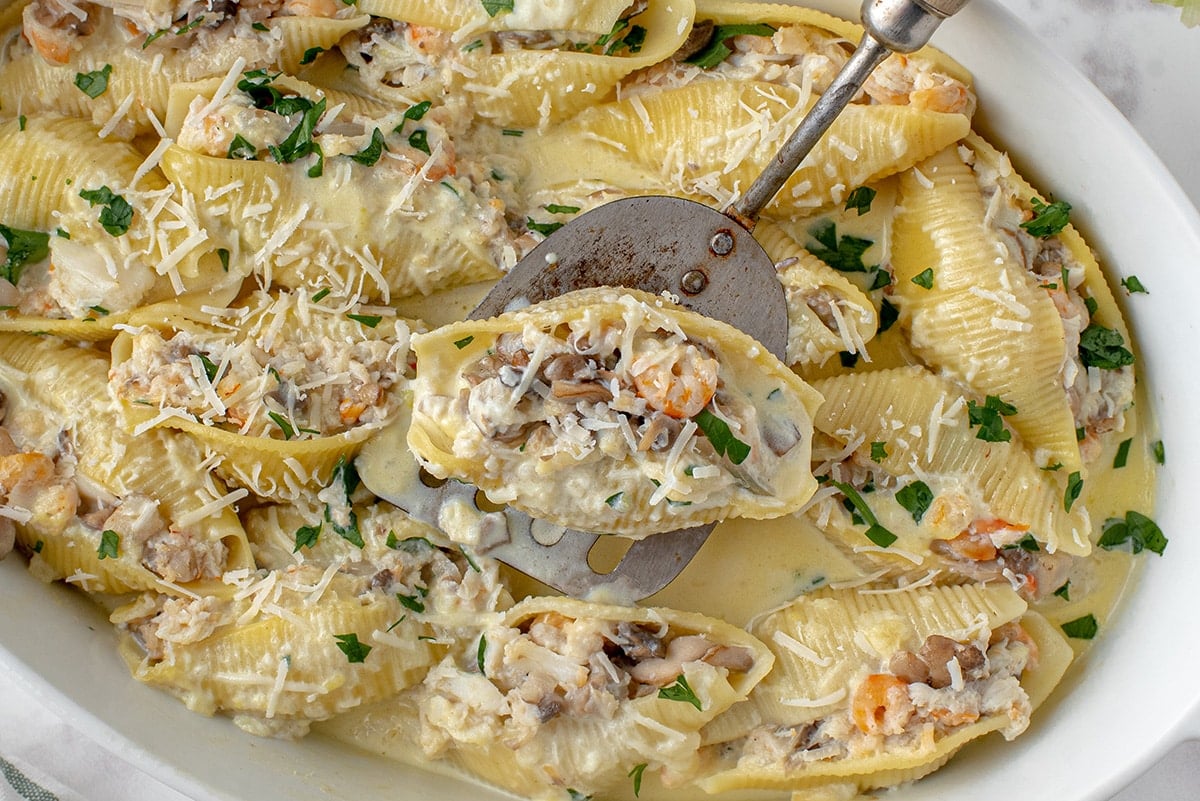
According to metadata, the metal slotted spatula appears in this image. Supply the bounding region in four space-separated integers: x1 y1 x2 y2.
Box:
361 0 970 602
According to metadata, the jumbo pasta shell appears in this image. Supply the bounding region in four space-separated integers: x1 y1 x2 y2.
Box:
408 287 824 537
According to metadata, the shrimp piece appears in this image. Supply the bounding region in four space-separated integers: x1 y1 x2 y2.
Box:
909 83 972 115
851 673 913 735
631 342 718 419
22 0 97 66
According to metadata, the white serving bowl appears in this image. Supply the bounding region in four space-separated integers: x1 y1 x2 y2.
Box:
3 1 1198 799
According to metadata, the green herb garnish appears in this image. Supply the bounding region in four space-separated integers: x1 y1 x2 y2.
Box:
293 524 321 552
845 186 876 215
910 267 935 289
693 408 750 464
347 313 383 328
658 674 702 710
1098 510 1168 555
74 64 113 98
333 632 372 662
1060 613 1098 640
1120 275 1147 294
1003 534 1041 552
807 220 873 273
1078 323 1134 369
453 335 475 349
300 46 325 65
481 0 514 16
1053 581 1071 601
1020 197 1071 238
1113 438 1132 469
629 763 648 797
1153 440 1165 464
312 287 331 302
878 298 899 332
268 411 295 440
1064 471 1083 512
349 128 387 166
97 529 119 560
966 395 1017 443
895 480 933 524
527 218 564 236
870 441 887 462
396 591 426 614
830 479 896 547
0 225 50 285
407 129 430 155
544 203 581 214
476 633 488 674
228 133 257 160
685 23 777 68
79 186 133 236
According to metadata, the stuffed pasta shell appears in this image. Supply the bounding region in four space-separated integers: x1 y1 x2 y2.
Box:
408 287 824 537
109 290 417 501
807 366 1091 602
696 584 1073 795
416 595 772 798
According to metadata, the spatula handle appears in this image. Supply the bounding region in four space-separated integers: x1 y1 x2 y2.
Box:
728 0 969 225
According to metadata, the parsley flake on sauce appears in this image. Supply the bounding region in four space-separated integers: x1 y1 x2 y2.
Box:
807 220 873 273
685 23 777 69
526 218 564 236
1064 471 1083 512
0 225 50 285
1113 438 1133 469
453 335 474 349
349 128 387 166
845 186 876 215
693 408 751 464
966 395 1017 443
293 524 320 552
1078 323 1134 369
79 186 133 236
476 633 488 674
1053 581 1071 601
870 441 888 462
268 411 295 440
480 0 514 17
347 313 383 328
629 763 648 797
228 134 257 160
74 64 113 98
1098 511 1168 555
895 480 933 523
658 674 703 710
910 267 935 289
1060 613 1098 641
1120 275 1148 294
333 632 372 663
97 529 119 560
1020 197 1072 238
830 479 897 547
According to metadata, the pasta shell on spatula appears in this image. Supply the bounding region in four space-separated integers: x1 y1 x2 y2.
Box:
406 286 824 538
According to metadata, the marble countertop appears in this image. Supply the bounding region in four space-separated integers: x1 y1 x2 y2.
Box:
1 2 1197 800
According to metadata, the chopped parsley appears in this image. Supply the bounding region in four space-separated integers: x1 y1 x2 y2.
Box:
501 128 524 137
293 524 321 552
347 312 383 328
333 632 372 663
845 186 876 215
966 395 1017 443
402 100 432 123
480 0 514 16
0 225 50 285
349 128 387 166
217 248 230 272
895 480 933 524
910 267 935 289
1120 275 1148 294
476 633 488 674
1098 510 1168 555
1020 197 1071 238
324 455 363 547
1063 471 1083 512
79 186 133 236
88 305 109 316
526 218 564 236
869 268 892 290
1153 440 1165 465
878 298 899 332
268 411 295 440
658 674 702 710
17 115 25 131
195 352 220 383
605 491 624 508
396 589 427 614
458 544 481 572
544 203 581 214
629 763 648 797
1078 323 1134 369
312 287 331 302
1053 581 1071 601
806 220 873 273
463 39 484 52
74 64 113 98
299 46 325 65
693 408 750 464
685 23 777 68
1113 438 1132 469
838 351 858 369
453 335 475 349
97 529 119 560
407 129 430 155
1060 613 1098 641
228 134 257 160
870 441 888 462
267 97 326 172
830 479 896 547
1003 533 1041 552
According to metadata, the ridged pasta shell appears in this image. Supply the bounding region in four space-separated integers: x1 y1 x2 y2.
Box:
891 146 1082 473
695 583 1072 794
360 0 637 35
422 594 772 797
118 575 433 723
408 286 824 537
276 14 371 74
525 80 969 213
812 366 1092 557
754 220 877 367
0 333 254 579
